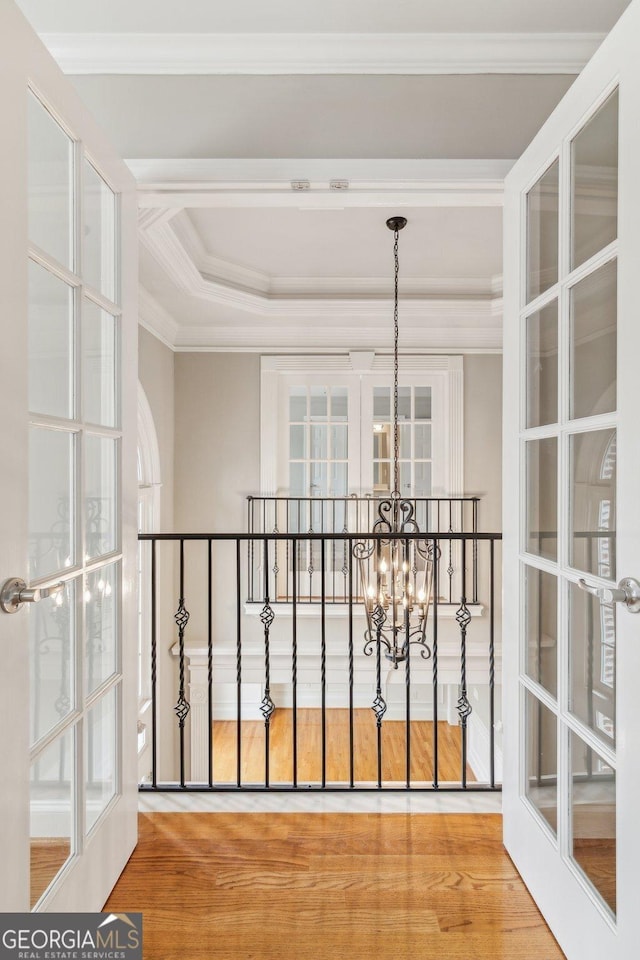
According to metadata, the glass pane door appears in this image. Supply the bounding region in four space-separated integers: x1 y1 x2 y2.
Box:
521 88 619 920
27 90 122 909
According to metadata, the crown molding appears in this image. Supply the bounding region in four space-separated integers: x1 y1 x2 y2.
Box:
129 158 513 186
262 354 461 373
265 277 497 297
172 211 272 293
173 324 502 352
143 217 500 320
142 212 495 317
171 207 499 299
130 158 511 208
42 32 604 76
138 285 180 349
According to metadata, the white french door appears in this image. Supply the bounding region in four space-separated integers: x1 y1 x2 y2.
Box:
0 3 138 911
503 1 640 957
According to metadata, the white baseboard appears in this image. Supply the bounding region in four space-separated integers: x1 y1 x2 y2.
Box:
468 713 503 784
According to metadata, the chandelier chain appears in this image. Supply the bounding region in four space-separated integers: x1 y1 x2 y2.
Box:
393 227 400 497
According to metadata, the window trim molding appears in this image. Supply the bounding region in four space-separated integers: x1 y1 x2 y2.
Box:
136 381 161 728
260 353 463 497
137 381 162 492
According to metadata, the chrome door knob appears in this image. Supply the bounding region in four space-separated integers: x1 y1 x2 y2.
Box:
0 577 64 614
578 576 640 614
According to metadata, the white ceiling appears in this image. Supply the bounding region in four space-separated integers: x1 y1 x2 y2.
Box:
15 0 630 351
68 74 574 160
15 0 631 34
185 206 502 282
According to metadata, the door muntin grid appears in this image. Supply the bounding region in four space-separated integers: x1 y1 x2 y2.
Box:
521 86 619 919
27 90 123 907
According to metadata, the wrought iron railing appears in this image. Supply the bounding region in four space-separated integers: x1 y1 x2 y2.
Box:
247 495 480 605
138 530 502 793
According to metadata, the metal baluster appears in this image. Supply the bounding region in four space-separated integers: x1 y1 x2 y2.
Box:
371 537 387 790
151 538 157 789
375 623 384 789
448 502 454 603
342 523 349 604
247 496 253 601
208 538 213 787
456 538 472 788
292 539 298 788
174 539 191 789
472 498 479 603
332 501 336 603
297 500 302 607
272 516 279 604
405 536 411 789
286 505 290 603
308 499 314 602
348 542 355 789
260 539 275 787
321 538 327 788
236 539 242 788
489 538 495 788
432 538 439 789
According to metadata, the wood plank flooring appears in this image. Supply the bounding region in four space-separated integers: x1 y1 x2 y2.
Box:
30 838 70 908
213 710 475 784
106 813 566 959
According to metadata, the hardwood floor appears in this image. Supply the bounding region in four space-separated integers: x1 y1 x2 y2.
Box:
30 838 70 907
106 813 566 959
212 710 475 785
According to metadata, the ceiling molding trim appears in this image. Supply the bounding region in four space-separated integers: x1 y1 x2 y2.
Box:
129 157 513 186
266 277 496 297
168 209 499 296
263 354 462 372
130 158 511 208
138 285 180 349
172 211 272 293
42 32 604 76
137 186 506 210
172 324 503 352
140 211 502 319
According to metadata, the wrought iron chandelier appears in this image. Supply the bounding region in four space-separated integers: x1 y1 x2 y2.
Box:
354 216 434 677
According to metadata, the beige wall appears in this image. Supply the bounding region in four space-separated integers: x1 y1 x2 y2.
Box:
464 353 502 533
174 352 261 531
138 325 175 531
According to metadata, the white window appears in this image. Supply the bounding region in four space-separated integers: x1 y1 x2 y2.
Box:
261 354 463 504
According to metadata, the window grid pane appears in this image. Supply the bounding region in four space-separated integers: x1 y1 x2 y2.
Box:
571 90 618 272
372 386 432 497
83 160 117 303
28 92 74 271
526 160 559 303
29 260 75 420
570 429 616 580
288 385 349 497
570 731 616 915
